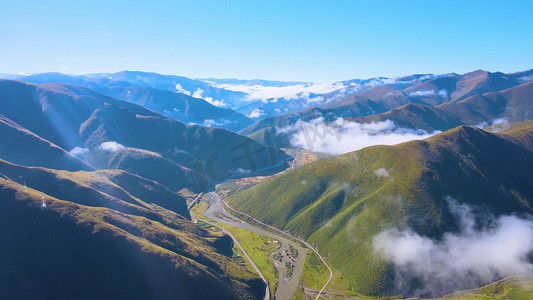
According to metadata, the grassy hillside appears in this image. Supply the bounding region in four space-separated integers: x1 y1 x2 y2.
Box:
349 82 533 132
85 146 206 193
0 158 191 220
227 124 533 297
449 70 518 101
444 276 533 299
0 162 265 299
0 79 159 150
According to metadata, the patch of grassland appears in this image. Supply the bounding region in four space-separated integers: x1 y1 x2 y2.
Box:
300 251 329 291
443 276 533 299
190 198 281 296
218 224 281 296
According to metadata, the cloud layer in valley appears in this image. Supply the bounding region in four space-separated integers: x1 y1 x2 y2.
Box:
373 199 533 297
209 81 347 102
287 118 439 155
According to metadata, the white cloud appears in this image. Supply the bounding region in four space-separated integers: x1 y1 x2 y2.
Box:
208 81 347 102
202 119 231 127
69 147 89 156
231 168 252 175
175 84 191 96
191 88 227 107
288 118 439 155
408 89 435 97
192 88 204 98
247 108 265 119
438 89 448 97
519 75 533 82
373 199 533 297
98 141 125 152
205 97 227 107
493 117 508 125
475 118 510 132
374 168 390 178
488 118 511 132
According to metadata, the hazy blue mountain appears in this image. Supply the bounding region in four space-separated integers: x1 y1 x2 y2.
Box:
12 72 254 131
199 78 311 87
85 71 249 107
0 79 290 192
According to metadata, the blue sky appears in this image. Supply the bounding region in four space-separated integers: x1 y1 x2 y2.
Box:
1 0 532 82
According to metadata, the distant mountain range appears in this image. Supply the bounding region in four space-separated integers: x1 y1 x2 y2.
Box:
240 69 533 149
7 72 254 131
199 78 311 87
6 69 532 125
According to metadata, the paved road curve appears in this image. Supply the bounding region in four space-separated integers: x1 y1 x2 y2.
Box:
205 192 307 300
187 192 204 210
193 212 271 300
221 197 333 300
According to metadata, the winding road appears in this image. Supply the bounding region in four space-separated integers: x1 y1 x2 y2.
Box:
220 196 333 300
187 192 204 210
193 214 271 300
205 192 307 300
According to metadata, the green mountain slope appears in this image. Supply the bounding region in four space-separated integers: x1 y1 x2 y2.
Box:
450 70 518 101
0 160 265 299
227 124 533 297
85 146 205 192
443 276 533 299
349 82 533 132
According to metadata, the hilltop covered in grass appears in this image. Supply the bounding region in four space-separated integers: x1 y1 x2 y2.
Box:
228 123 533 297
0 159 265 299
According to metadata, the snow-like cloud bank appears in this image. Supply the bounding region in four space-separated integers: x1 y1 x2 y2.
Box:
373 199 533 297
287 118 439 155
209 81 347 102
98 141 125 152
204 73 451 106
247 108 265 119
